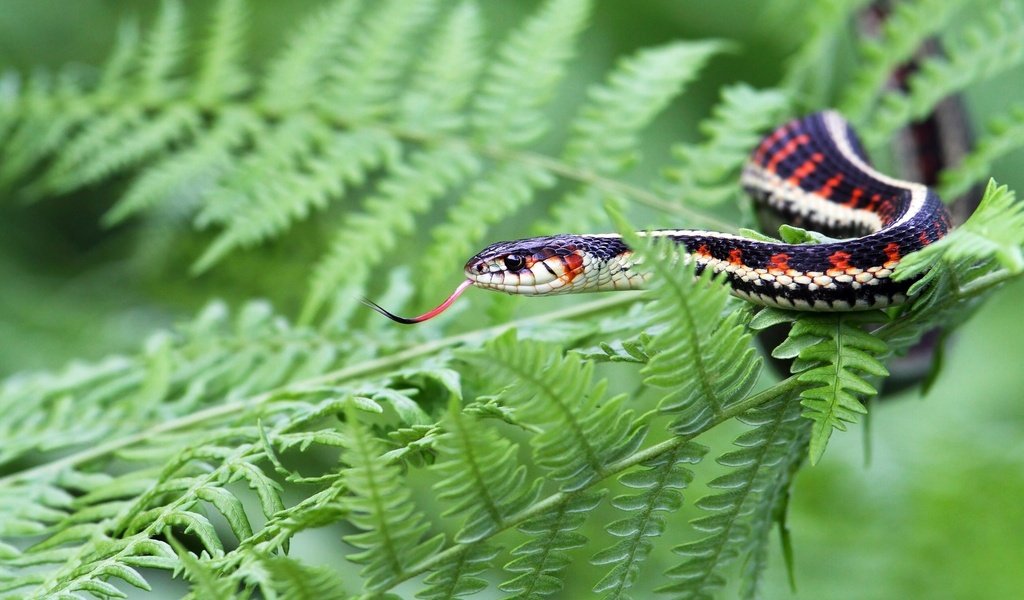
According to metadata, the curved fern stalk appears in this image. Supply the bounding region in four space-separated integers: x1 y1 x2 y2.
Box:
499 491 605 599
839 0 967 124
659 395 806 599
461 331 647 492
339 407 444 592
751 309 889 464
863 2 1024 148
660 84 790 207
547 40 727 233
613 217 762 434
939 107 1024 200
590 442 708 600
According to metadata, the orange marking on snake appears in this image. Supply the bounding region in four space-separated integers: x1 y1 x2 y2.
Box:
755 124 791 163
844 187 864 207
696 244 711 257
828 251 852 271
883 242 901 266
728 248 743 265
560 253 584 283
766 134 809 172
919 231 931 246
769 252 791 273
786 152 823 185
817 173 844 199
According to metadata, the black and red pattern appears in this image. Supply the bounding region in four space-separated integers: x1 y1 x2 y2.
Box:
459 111 952 312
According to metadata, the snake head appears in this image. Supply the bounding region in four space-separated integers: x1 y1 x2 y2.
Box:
464 235 590 295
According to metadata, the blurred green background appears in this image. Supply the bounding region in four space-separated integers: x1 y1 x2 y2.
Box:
2 1 1023 598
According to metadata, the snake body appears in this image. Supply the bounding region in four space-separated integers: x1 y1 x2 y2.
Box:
463 111 952 311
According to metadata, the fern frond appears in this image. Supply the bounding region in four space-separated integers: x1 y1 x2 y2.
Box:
339 408 444 591
397 0 485 134
323 0 437 122
260 0 363 113
940 107 1024 199
499 491 604 599
616 225 762 435
417 543 498 600
257 555 348 600
432 400 540 543
548 40 727 231
462 331 646 491
472 0 591 146
139 0 188 102
863 3 1024 147
194 123 400 273
753 310 888 464
660 396 806 599
302 145 481 324
839 0 966 123
194 0 250 105
898 180 1024 282
661 84 790 206
591 442 707 599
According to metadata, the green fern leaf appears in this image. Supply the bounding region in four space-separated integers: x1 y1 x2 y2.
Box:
339 408 444 591
417 542 498 600
472 0 592 146
940 106 1024 199
260 0 364 113
661 84 790 206
323 0 437 122
661 396 806 599
432 399 541 543
139 0 188 102
194 0 250 105
462 331 646 491
591 442 707 599
754 310 888 464
500 491 604 599
258 555 348 600
397 0 485 134
898 180 1024 282
550 40 728 231
839 0 966 123
864 3 1024 147
302 145 481 323
615 223 762 434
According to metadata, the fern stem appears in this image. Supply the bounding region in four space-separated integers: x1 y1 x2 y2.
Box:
0 294 638 488
392 375 806 589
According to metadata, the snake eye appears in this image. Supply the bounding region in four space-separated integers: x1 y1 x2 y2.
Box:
503 254 525 271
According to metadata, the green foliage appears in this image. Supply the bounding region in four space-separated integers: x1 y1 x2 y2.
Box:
3 0 1024 598
752 309 889 464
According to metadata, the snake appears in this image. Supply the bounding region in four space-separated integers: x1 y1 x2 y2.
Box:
366 111 953 324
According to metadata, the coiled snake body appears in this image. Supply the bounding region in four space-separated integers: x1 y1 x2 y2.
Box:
368 111 953 323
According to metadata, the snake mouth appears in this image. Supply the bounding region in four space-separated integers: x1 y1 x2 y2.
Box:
363 279 474 324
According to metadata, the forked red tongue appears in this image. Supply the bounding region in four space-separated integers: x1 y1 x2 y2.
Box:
362 279 474 324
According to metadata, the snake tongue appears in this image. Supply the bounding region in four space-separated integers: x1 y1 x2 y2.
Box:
363 279 474 324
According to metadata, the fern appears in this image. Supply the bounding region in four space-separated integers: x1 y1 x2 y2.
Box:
752 310 889 464
4 1 1024 598
861 1 1024 148
940 107 1024 199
